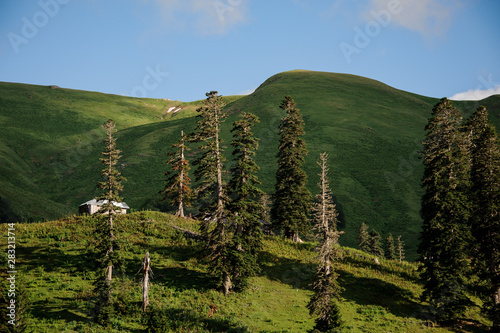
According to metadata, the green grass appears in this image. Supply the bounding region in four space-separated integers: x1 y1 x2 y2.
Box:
0 211 491 332
1 72 499 261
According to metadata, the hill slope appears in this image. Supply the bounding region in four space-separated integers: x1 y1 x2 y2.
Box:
0 212 490 332
1 72 499 260
223 70 500 259
0 81 206 221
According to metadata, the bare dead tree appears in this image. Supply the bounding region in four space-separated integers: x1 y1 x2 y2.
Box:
308 152 344 331
397 235 405 263
138 252 153 312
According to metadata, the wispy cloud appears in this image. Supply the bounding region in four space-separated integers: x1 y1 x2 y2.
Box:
450 86 500 101
151 0 247 34
237 87 255 96
364 0 461 37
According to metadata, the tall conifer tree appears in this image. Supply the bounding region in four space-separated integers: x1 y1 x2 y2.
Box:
189 91 232 294
308 153 344 332
161 130 193 217
465 106 500 328
367 229 384 258
190 91 228 225
419 98 473 323
357 222 370 253
271 96 311 242
94 119 126 325
228 112 264 290
385 233 396 260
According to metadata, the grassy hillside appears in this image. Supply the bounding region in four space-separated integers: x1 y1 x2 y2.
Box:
222 70 500 259
0 212 491 332
0 81 207 221
1 72 499 261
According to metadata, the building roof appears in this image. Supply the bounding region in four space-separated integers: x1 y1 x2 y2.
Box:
79 199 130 209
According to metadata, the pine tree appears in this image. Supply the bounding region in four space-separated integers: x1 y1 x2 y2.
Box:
385 233 396 260
465 106 500 328
419 98 473 323
271 96 311 242
161 130 193 217
397 235 405 263
357 222 370 253
93 119 126 325
308 153 344 332
190 91 228 228
228 112 264 290
189 91 231 294
367 229 384 258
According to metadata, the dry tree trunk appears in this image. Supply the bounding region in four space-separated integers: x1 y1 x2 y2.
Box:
141 252 152 312
177 130 185 218
223 271 232 296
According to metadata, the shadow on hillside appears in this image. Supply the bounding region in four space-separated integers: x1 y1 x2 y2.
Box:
19 245 94 275
132 243 218 292
258 251 315 290
150 243 201 262
30 297 87 323
448 321 491 333
339 271 420 318
153 266 218 291
146 306 250 332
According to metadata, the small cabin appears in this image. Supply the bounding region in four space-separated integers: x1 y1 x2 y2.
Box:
79 199 130 215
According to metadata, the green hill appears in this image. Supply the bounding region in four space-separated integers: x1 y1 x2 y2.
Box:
0 81 209 221
0 212 490 332
1 72 499 261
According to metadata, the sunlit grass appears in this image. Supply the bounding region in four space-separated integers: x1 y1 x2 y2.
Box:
1 211 491 332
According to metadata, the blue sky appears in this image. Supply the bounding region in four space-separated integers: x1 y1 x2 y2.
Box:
1 0 499 102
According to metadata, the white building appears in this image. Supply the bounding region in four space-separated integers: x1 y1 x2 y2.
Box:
78 199 130 215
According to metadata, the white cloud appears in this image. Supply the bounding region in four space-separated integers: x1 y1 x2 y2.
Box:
151 0 247 34
365 0 461 37
450 86 500 101
237 87 255 96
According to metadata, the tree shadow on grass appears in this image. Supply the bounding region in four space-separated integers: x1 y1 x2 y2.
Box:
448 320 491 333
19 245 94 275
30 297 87 323
146 306 250 332
153 266 218 292
127 243 218 292
339 271 420 319
258 250 315 290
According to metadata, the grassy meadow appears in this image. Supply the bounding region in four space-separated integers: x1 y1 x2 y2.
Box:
0 211 492 332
